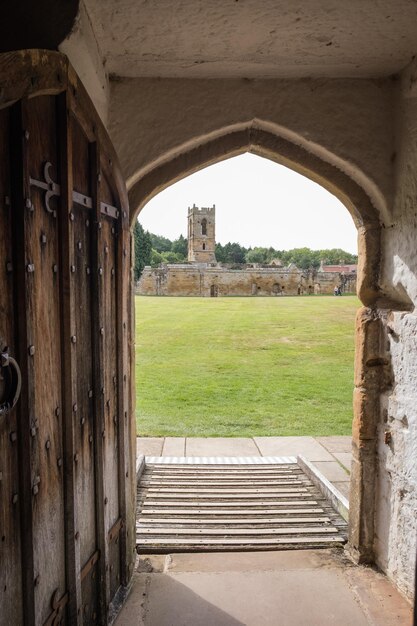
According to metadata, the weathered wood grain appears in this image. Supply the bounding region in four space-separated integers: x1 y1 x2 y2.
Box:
0 104 24 626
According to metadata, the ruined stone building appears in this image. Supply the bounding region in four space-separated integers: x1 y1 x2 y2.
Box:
0 1 417 623
137 205 357 296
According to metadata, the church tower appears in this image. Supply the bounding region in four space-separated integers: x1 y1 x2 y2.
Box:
187 204 216 263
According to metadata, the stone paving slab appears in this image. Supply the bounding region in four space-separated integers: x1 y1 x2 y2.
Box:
136 437 164 457
333 452 352 472
185 437 260 456
311 461 350 482
164 549 342 573
254 436 334 461
316 436 352 453
161 437 185 456
116 550 412 626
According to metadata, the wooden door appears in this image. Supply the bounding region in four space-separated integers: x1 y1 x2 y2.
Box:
0 50 135 626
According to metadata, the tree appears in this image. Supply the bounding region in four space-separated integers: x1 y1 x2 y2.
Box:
150 249 163 267
215 242 226 263
133 220 152 281
150 233 172 252
160 251 185 264
171 234 188 259
218 241 247 264
318 248 357 265
246 247 269 264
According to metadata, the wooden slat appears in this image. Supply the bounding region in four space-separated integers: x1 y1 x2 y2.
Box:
143 466 302 478
143 498 318 506
138 526 337 536
140 508 324 515
138 517 331 525
141 479 304 487
146 494 310 501
147 487 308 494
138 536 345 547
147 464 297 471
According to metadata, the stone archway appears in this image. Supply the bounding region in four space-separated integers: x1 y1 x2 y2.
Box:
127 122 395 565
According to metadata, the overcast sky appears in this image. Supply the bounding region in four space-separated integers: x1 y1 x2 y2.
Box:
137 153 358 254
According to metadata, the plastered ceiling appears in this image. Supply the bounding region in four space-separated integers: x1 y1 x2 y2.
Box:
84 0 417 78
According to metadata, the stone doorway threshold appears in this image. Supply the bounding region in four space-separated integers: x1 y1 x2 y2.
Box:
115 550 413 626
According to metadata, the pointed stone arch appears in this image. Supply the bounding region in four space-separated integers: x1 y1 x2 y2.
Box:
128 120 394 565
128 122 383 307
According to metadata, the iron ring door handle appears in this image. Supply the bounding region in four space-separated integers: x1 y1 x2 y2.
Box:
0 351 22 416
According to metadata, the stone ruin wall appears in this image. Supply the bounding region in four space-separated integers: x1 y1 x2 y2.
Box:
137 265 357 297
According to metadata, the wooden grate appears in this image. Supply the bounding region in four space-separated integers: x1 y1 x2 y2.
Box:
136 459 348 553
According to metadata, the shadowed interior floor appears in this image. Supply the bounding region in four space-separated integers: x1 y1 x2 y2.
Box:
115 550 413 626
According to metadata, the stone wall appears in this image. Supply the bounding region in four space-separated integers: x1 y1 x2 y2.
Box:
108 78 394 223
137 265 356 297
370 61 417 599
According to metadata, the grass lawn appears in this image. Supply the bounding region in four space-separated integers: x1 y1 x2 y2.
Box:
135 295 359 437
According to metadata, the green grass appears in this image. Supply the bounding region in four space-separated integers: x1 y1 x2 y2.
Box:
135 295 359 437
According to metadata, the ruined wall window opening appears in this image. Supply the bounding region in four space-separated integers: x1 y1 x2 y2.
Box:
201 218 207 235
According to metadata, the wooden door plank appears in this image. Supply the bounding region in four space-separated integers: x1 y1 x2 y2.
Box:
10 99 36 626
89 140 110 624
0 105 24 626
57 91 82 626
115 172 133 587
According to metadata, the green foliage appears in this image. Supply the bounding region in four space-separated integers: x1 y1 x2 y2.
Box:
245 247 271 264
151 249 187 266
215 241 248 264
150 249 164 267
318 248 358 265
150 233 172 253
171 234 188 258
244 246 357 268
135 296 359 437
144 229 357 270
133 221 152 281
160 251 185 264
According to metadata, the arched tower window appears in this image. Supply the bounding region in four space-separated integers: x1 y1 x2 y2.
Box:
201 218 207 235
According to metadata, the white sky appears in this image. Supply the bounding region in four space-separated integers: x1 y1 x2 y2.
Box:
138 153 358 254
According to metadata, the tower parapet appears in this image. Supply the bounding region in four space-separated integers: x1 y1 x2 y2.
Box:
187 204 216 263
